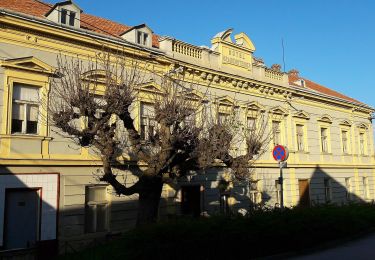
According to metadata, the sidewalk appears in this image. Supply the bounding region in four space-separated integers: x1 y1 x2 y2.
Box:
292 233 375 260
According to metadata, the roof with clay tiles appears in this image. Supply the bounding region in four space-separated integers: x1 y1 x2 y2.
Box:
288 71 362 105
0 0 159 47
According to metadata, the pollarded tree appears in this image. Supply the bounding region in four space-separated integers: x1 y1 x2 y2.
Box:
49 52 271 225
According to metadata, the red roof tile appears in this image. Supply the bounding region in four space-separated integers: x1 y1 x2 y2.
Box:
0 0 159 47
288 73 362 105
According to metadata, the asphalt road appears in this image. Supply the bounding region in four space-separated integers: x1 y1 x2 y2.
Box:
292 233 375 260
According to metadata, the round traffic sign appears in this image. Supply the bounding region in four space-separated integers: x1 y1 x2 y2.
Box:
272 145 289 162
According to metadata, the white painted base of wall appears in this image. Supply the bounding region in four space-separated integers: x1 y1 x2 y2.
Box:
0 173 58 246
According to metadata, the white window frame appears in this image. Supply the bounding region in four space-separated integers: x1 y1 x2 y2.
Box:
296 124 305 151
11 84 40 135
272 121 281 146
60 8 76 26
249 180 262 206
359 132 366 156
140 102 155 141
137 31 149 46
85 185 109 233
341 130 349 154
320 127 329 153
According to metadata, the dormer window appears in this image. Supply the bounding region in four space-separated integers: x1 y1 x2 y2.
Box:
60 8 76 26
137 31 149 45
45 1 82 28
120 24 153 48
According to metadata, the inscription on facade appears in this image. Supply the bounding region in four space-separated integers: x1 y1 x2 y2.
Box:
222 46 252 70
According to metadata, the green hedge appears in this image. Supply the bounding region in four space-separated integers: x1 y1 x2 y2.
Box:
62 204 375 259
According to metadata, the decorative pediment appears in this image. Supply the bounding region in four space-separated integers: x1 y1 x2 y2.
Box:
357 122 368 129
82 70 107 82
216 95 236 106
1 56 55 75
269 106 288 116
339 120 352 127
234 33 255 52
317 114 333 123
180 89 206 101
246 101 265 112
138 81 162 93
293 110 310 120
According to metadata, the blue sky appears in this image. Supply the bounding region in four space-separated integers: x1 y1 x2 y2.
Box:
67 0 375 109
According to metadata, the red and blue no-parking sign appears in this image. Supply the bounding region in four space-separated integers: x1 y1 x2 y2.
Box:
272 145 289 162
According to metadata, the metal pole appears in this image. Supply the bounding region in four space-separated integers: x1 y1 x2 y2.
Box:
279 161 284 209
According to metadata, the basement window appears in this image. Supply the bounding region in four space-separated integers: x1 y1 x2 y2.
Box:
85 186 109 233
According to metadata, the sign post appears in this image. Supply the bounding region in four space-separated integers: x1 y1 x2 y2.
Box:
272 145 289 209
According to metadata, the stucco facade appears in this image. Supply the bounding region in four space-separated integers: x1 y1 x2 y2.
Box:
0 0 374 254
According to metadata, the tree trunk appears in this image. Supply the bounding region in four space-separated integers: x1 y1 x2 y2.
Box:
136 176 163 226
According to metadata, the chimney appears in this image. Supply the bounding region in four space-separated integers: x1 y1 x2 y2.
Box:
288 69 300 78
271 64 281 72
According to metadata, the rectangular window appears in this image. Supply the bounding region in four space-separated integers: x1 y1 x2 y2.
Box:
218 112 229 125
359 133 365 155
11 84 39 134
345 177 352 201
247 117 256 131
321 128 328 153
249 180 261 206
324 178 332 203
69 11 76 26
140 102 155 140
342 130 348 154
85 186 108 233
363 177 369 199
249 191 262 206
272 121 281 146
296 124 304 151
60 8 68 24
137 31 149 45
184 110 196 126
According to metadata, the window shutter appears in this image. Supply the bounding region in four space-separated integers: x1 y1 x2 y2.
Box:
27 105 39 121
13 84 39 102
141 103 155 117
12 103 24 120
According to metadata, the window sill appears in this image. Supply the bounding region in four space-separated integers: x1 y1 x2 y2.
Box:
1 134 52 140
321 152 332 155
295 151 309 154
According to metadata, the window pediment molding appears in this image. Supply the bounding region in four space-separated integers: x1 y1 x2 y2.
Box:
1 57 55 75
317 114 333 124
137 81 162 94
179 89 207 102
215 95 236 107
82 69 108 82
339 120 352 127
269 106 288 116
356 122 368 130
292 110 310 120
246 101 265 112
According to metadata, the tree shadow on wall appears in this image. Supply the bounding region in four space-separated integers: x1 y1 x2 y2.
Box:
297 165 368 207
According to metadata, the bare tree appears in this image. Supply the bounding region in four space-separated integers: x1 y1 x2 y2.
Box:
49 52 271 225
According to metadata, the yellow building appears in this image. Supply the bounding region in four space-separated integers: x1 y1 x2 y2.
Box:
0 0 374 254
